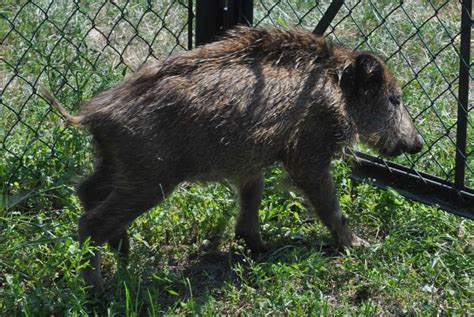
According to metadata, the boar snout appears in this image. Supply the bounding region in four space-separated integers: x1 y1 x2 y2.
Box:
381 132 424 157
406 133 424 154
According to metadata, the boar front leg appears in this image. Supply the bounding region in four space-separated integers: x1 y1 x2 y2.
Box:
286 164 368 249
235 174 269 253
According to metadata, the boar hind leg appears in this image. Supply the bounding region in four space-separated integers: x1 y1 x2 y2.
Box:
77 162 128 258
235 174 268 253
287 165 368 249
77 159 115 212
78 176 176 289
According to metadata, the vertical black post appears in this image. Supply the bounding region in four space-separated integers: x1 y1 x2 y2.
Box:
187 0 193 49
195 0 223 46
223 0 253 29
196 0 253 46
240 0 254 25
454 0 471 188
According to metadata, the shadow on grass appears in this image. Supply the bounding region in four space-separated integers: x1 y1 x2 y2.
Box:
84 233 341 314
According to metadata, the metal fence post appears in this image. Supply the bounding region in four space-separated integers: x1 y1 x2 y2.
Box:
195 0 253 46
223 0 253 29
454 0 472 189
195 0 222 46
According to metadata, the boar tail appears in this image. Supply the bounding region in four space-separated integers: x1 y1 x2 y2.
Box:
39 86 83 127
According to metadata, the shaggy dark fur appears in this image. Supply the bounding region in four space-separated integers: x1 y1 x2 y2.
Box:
42 26 423 289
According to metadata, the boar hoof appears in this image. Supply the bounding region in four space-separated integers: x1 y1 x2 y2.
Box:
248 240 270 253
350 235 370 248
235 232 269 253
335 230 370 249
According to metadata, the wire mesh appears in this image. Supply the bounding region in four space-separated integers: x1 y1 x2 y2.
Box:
1 0 192 209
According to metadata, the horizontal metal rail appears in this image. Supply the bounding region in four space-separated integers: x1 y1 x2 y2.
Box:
351 153 474 219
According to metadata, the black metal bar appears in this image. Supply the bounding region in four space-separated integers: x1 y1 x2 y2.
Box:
239 0 254 26
350 153 474 219
313 0 344 36
187 0 193 50
454 0 472 188
195 0 223 46
196 0 253 46
223 0 253 28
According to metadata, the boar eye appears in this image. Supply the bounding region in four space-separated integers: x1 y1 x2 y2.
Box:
389 95 401 106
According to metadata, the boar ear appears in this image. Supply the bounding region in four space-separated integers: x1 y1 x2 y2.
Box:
355 53 384 84
339 62 356 92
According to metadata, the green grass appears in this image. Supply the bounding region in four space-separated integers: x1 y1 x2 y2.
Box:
1 163 473 315
1 1 473 315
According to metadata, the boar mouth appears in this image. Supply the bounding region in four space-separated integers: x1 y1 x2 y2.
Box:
379 136 424 158
379 145 405 158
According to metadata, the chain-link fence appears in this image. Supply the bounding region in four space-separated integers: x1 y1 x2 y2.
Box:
1 1 472 216
1 0 193 210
